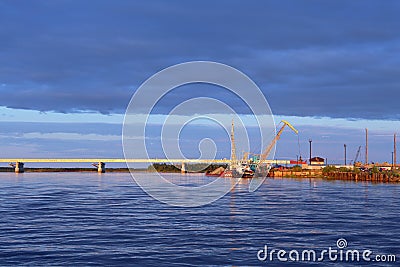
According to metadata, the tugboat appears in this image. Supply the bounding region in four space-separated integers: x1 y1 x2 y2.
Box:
204 160 271 179
234 163 255 178
204 165 255 178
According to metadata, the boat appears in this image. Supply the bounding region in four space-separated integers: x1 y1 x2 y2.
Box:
204 165 254 178
234 162 255 178
204 162 271 179
219 162 256 178
205 166 225 177
222 169 234 178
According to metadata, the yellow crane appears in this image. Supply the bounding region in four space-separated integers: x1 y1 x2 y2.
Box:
258 120 299 164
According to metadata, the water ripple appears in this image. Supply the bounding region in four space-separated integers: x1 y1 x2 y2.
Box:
0 173 399 266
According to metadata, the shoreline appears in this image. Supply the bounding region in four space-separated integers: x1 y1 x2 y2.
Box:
1 167 399 183
269 170 400 183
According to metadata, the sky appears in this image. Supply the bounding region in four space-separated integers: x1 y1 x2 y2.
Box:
0 0 399 166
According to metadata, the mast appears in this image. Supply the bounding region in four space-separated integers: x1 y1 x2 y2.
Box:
230 119 237 163
365 128 368 165
394 133 397 168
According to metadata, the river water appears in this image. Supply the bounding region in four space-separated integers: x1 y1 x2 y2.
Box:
0 172 398 266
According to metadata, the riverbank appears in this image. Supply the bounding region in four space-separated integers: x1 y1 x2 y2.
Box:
269 170 400 183
2 167 400 183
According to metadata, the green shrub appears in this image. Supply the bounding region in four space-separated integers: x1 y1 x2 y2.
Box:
371 166 380 174
338 167 351 172
322 165 337 173
291 165 302 171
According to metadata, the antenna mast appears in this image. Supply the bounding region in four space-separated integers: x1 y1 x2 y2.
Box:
365 128 368 165
394 133 397 168
230 119 237 163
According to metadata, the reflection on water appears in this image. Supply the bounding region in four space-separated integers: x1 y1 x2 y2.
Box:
0 172 398 266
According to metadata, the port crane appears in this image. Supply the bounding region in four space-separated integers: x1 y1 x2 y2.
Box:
350 146 362 165
258 120 299 164
240 120 299 164
229 119 299 177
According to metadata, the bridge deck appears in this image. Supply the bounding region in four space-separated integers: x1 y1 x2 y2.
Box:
0 158 290 164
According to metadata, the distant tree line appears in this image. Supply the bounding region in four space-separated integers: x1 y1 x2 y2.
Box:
148 163 227 173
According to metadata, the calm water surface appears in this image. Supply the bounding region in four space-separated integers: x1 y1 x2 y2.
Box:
0 172 398 266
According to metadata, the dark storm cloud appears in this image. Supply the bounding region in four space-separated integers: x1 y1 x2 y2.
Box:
0 0 399 119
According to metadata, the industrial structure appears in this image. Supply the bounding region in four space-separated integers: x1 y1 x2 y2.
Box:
0 158 295 174
1 119 301 175
222 120 299 178
2 124 397 174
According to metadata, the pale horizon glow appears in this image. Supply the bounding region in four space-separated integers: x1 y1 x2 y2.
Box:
1 106 398 134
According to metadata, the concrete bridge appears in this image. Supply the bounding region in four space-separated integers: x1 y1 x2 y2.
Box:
0 158 291 173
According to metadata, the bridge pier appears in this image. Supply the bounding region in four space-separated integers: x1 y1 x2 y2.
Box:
15 162 24 173
97 162 105 173
181 162 186 174
92 162 106 173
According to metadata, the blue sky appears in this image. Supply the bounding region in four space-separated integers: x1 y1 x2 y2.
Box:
0 0 399 166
